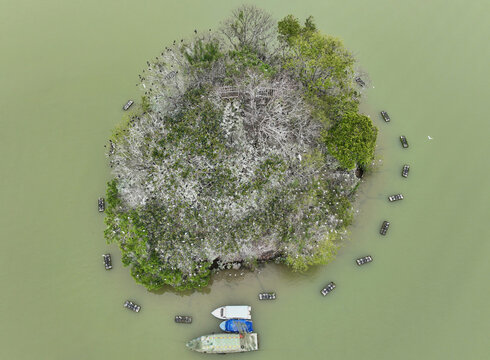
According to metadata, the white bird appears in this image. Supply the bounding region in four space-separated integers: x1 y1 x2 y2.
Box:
428 135 433 140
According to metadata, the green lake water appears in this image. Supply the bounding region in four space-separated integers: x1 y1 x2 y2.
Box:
1 0 489 359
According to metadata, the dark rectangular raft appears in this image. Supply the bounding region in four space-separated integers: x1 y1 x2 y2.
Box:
321 282 336 296
380 221 390 235
388 194 404 202
258 292 276 300
380 111 391 122
123 100 134 111
102 254 112 270
124 300 141 313
356 255 373 266
355 76 366 87
175 315 192 324
98 197 105 212
402 164 410 178
400 135 409 148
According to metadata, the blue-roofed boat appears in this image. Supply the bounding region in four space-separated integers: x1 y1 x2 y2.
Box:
219 319 253 333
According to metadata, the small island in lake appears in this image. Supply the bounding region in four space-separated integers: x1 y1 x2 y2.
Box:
104 5 377 291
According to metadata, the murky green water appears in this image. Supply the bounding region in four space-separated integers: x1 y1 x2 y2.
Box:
1 0 489 359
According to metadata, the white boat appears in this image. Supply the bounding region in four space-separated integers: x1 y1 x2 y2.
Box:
211 305 251 320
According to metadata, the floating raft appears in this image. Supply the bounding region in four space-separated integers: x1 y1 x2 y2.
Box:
175 315 192 324
124 300 141 313
102 254 112 270
186 333 258 354
321 282 336 296
388 194 404 202
123 100 134 111
400 135 409 148
380 111 391 122
98 197 105 212
355 76 366 87
380 221 390 235
258 292 276 300
356 255 373 266
402 164 410 178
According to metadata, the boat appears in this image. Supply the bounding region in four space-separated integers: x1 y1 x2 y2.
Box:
124 300 141 313
400 135 409 148
219 319 253 333
123 100 134 111
98 197 105 212
321 282 336 296
186 333 258 354
380 221 390 235
102 254 112 270
380 111 391 122
175 315 192 324
402 164 410 178
355 76 366 87
356 255 373 266
211 305 251 320
388 194 404 202
258 292 276 300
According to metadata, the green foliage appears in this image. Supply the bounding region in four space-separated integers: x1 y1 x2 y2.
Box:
325 112 378 169
183 39 222 66
141 95 150 113
225 47 276 79
278 15 317 44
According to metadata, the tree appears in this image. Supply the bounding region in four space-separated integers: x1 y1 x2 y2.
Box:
325 112 378 169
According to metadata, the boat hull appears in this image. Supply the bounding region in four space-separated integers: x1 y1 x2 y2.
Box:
186 333 258 353
211 305 251 320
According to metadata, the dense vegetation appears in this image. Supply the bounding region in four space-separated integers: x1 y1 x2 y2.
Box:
104 6 377 291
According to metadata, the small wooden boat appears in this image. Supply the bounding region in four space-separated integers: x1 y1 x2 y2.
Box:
355 76 366 87
219 319 253 333
380 111 391 122
402 164 410 178
258 292 276 300
388 194 404 202
321 282 336 296
124 300 141 313
123 100 134 111
175 315 192 324
356 255 373 266
380 221 390 235
102 254 112 270
98 197 105 212
400 135 409 148
211 305 251 320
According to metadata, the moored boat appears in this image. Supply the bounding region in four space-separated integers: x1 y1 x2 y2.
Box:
219 319 253 333
355 76 366 87
380 221 390 235
258 292 276 300
186 333 258 354
402 164 410 178
356 255 373 266
211 305 251 320
102 253 112 270
400 135 409 148
98 197 105 212
380 111 391 122
321 282 336 296
388 194 404 202
124 300 141 313
175 315 192 324
123 100 134 111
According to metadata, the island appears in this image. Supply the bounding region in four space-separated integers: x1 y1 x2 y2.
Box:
103 5 378 291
